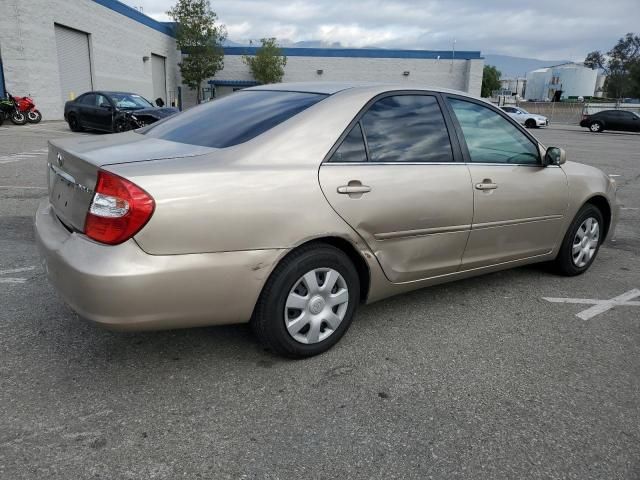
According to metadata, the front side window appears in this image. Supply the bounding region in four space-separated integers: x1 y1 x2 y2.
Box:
95 94 110 108
360 95 453 163
448 98 540 165
144 90 327 148
329 122 367 163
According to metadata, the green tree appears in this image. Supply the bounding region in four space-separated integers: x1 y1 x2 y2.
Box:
629 60 640 98
481 65 501 98
167 0 226 102
584 33 640 98
242 38 287 84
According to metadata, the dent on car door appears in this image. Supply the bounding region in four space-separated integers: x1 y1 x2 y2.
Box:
319 93 473 283
445 97 568 269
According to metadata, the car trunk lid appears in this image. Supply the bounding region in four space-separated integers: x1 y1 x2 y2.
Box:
47 132 213 232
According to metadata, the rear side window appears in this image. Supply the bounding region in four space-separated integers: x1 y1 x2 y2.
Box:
360 95 453 163
80 94 96 105
329 122 367 163
143 91 327 148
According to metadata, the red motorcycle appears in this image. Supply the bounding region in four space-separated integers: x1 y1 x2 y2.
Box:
14 95 42 123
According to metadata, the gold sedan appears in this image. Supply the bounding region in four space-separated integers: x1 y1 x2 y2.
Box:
35 83 619 357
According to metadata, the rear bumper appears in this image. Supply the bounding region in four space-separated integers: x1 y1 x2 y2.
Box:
35 200 284 331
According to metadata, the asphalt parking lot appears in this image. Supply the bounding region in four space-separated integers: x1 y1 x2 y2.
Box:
0 121 639 479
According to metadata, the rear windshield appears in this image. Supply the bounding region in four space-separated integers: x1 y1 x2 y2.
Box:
143 90 327 148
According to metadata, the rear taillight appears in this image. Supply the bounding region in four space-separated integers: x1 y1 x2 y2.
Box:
84 170 155 245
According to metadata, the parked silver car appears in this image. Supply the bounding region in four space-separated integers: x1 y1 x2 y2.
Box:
36 82 618 357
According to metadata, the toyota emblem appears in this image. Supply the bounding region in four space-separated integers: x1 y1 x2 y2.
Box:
56 152 64 167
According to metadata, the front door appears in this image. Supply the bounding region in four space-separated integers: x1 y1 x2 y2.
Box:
319 93 473 283
445 96 568 269
93 93 114 131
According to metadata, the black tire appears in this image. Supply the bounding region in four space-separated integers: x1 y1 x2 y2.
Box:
525 118 536 128
10 110 27 125
553 204 604 276
27 109 42 124
114 118 131 133
589 121 603 133
251 244 360 358
0 114 4 127
67 114 83 132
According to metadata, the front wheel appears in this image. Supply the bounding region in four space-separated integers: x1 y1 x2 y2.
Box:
27 110 42 123
114 118 132 133
252 244 360 358
525 118 537 128
10 111 27 125
553 204 604 276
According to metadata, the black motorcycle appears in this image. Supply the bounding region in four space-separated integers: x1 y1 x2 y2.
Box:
0 94 27 126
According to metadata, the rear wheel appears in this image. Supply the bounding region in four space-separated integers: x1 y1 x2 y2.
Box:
27 110 42 123
589 121 603 132
553 204 604 276
67 114 83 132
252 244 360 358
525 118 537 128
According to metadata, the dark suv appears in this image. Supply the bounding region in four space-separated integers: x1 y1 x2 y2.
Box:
580 109 640 133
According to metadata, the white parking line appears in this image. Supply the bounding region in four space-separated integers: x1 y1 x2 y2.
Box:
0 278 27 284
543 289 640 320
0 185 47 190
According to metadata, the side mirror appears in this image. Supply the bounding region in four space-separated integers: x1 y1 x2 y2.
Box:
544 146 566 166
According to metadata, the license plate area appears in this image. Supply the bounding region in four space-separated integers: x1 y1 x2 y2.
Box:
47 163 94 230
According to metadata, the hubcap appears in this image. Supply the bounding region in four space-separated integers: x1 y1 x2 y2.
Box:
572 217 600 267
590 123 600 131
284 268 349 344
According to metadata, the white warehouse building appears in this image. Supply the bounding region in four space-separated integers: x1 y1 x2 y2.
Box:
0 0 483 120
193 47 483 104
0 0 179 120
525 63 598 101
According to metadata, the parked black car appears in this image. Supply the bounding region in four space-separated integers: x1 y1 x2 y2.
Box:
579 109 640 133
64 91 178 133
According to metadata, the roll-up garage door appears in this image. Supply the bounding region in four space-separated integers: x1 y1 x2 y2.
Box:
55 24 93 103
151 54 167 105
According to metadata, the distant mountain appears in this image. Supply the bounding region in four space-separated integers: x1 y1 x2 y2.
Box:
483 54 572 78
222 39 247 47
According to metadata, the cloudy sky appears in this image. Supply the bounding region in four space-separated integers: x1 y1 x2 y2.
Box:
122 0 639 61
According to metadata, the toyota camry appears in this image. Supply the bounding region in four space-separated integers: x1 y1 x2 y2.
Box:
35 82 619 357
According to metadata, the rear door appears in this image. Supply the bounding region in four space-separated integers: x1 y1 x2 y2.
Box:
319 92 473 283
76 93 97 128
444 96 568 268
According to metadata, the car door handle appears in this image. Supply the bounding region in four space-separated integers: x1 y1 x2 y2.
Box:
475 181 498 190
337 185 371 194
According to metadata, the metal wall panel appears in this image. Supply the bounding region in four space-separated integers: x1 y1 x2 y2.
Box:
55 24 93 102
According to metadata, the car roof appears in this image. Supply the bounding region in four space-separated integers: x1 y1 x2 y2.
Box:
246 81 484 101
